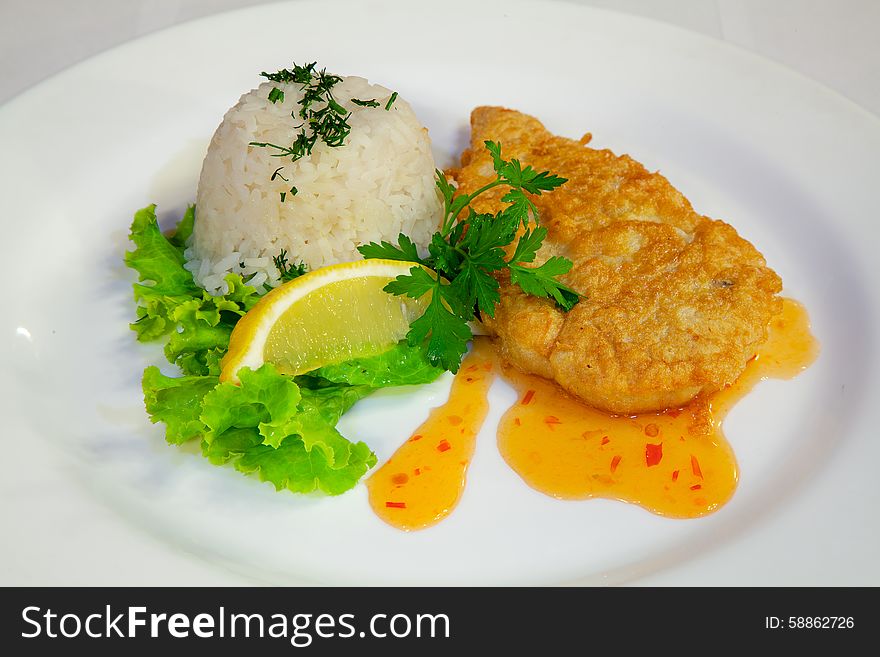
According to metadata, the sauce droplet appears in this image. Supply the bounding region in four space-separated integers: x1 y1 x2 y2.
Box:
367 339 495 530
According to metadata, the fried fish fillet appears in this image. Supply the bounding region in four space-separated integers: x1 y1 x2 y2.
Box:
453 107 782 414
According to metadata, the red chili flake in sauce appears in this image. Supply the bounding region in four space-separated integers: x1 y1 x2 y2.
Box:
666 408 682 418
447 415 463 426
385 501 406 509
644 423 659 437
437 440 452 452
409 434 422 442
391 473 409 485
544 416 561 429
465 376 474 382
482 362 493 371
413 468 421 476
690 484 702 491
645 443 663 467
601 436 610 445
514 417 522 426
691 455 703 479
522 390 536 405
465 364 479 372
672 470 680 481
610 455 622 473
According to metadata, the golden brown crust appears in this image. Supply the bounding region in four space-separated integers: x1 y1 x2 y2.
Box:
457 107 782 414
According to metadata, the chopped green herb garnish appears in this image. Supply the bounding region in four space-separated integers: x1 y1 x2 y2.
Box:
267 87 285 104
273 249 307 282
254 63 394 201
359 141 578 372
253 62 351 200
269 65 347 147
260 63 316 85
327 97 348 115
270 167 288 182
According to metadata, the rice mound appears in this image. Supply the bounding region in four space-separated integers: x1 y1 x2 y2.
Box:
186 76 442 294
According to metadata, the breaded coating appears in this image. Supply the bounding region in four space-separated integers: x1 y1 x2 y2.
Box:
453 107 782 414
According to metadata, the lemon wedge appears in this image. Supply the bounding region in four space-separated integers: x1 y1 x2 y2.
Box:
220 259 428 382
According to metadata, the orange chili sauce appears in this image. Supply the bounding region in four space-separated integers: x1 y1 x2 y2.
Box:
367 339 496 530
368 297 817 528
497 298 818 517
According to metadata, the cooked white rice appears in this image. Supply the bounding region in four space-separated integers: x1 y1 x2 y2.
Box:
186 75 442 295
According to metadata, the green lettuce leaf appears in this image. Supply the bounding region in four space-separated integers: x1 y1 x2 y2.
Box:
125 205 262 374
168 205 195 248
142 366 218 444
200 364 303 445
126 204 200 343
314 341 445 387
199 363 374 464
175 348 226 379
202 427 377 496
283 385 374 460
198 364 377 495
126 204 199 299
167 275 262 376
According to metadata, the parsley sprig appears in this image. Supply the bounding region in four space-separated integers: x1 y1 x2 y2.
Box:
358 141 580 372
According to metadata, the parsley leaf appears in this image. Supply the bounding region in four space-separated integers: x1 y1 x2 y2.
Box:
384 265 440 300
452 213 511 317
385 267 471 372
427 232 461 278
500 188 537 228
485 140 505 172
509 257 581 311
435 168 456 207
508 226 547 264
357 234 423 263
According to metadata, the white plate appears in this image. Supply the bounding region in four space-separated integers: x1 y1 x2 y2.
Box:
3 0 879 586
